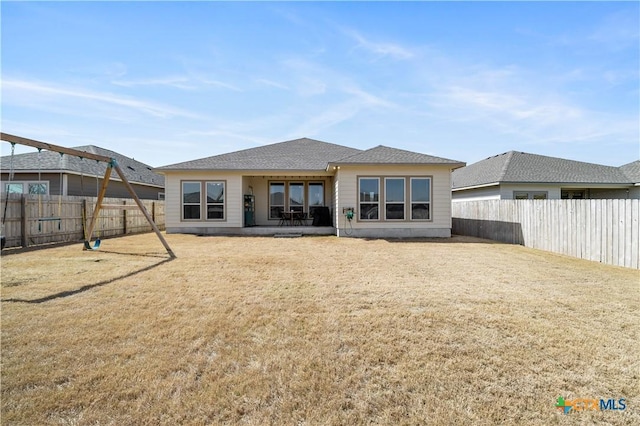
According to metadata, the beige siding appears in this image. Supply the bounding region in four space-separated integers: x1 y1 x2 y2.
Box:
335 165 454 236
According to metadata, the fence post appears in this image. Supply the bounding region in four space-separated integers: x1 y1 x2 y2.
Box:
81 199 87 240
123 200 127 234
20 194 27 248
152 201 156 223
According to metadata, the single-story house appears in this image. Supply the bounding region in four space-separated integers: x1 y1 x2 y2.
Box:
156 138 465 238
0 145 165 200
452 151 640 201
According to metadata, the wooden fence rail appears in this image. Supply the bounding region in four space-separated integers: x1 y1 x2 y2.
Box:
0 194 165 249
452 199 639 269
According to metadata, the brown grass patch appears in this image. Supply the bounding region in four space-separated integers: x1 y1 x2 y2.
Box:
1 233 639 425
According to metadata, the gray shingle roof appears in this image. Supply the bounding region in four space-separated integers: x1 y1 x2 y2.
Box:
157 138 464 171
620 160 640 183
452 151 633 189
330 145 465 166
0 145 164 187
157 138 363 171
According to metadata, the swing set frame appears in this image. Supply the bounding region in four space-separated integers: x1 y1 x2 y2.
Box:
1 132 176 258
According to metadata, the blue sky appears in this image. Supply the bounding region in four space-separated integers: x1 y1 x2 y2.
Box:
2 1 638 167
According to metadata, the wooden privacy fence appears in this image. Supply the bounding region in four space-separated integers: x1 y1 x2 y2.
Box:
0 194 165 249
452 199 639 269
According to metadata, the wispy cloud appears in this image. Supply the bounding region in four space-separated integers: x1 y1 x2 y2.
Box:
256 78 290 91
112 76 195 90
589 8 640 51
292 85 395 137
112 74 242 92
428 83 636 146
344 28 414 60
3 78 202 119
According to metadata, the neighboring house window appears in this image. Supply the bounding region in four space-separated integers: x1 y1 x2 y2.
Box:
385 178 405 220
270 182 285 219
182 181 201 220
5 183 24 194
2 181 49 194
561 190 585 199
359 178 380 220
411 178 431 220
158 192 165 201
29 183 48 194
289 182 304 214
308 182 324 218
206 182 225 220
514 191 547 200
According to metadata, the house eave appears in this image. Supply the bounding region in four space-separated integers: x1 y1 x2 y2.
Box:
499 181 633 188
156 168 334 176
452 182 500 191
327 161 466 170
453 181 634 191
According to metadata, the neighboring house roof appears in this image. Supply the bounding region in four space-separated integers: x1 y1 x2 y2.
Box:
157 138 464 172
452 151 634 190
0 145 164 187
329 145 465 167
620 160 640 184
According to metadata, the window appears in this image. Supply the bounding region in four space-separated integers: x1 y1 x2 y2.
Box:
289 182 304 214
562 190 585 199
2 182 49 194
411 178 431 220
269 181 326 220
514 191 547 200
385 178 405 220
5 183 24 194
29 183 48 194
181 181 226 221
206 182 224 220
359 178 379 220
182 181 201 220
514 192 528 200
308 182 324 217
270 182 285 219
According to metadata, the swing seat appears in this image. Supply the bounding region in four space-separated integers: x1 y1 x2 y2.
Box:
83 238 101 250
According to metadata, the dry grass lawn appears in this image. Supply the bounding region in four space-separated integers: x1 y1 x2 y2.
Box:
1 233 638 425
